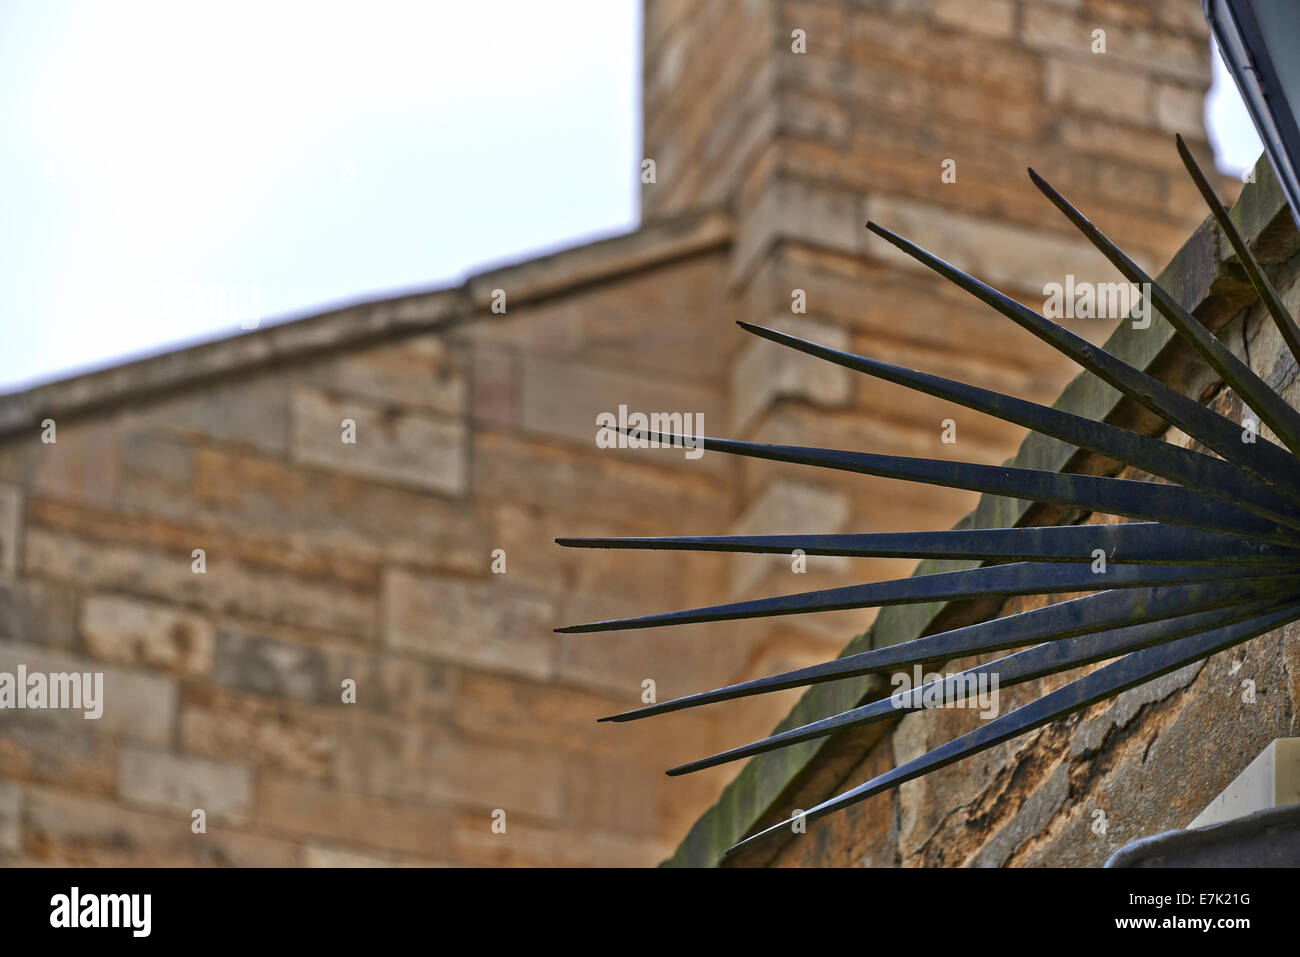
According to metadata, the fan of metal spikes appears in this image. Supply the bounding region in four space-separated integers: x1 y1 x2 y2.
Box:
557 135 1300 860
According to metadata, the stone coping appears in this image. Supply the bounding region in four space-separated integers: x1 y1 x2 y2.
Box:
0 207 732 441
664 155 1300 868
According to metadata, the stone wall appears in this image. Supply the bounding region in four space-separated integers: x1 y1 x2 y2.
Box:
0 214 761 866
0 0 1234 866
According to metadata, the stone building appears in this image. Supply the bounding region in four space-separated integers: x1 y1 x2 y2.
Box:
0 0 1236 865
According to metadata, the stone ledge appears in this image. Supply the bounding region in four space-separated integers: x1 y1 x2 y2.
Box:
665 152 1297 868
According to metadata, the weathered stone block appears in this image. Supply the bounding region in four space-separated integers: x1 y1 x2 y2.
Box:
299 335 466 415
24 528 378 640
0 721 118 795
179 685 336 782
82 594 214 677
863 193 1141 295
136 377 292 457
118 747 252 825
0 641 176 747
192 447 489 574
469 348 516 429
212 628 331 703
333 718 567 820
302 843 395 867
382 568 557 681
933 0 1013 37
256 774 455 858
451 813 667 867
0 779 20 856
730 317 852 433
0 483 20 577
519 355 722 468
1044 58 1153 122
0 579 78 649
291 386 467 496
22 786 297 866
728 478 851 596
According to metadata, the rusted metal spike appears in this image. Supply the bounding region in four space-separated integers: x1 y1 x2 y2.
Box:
1176 132 1300 363
559 522 1300 565
668 594 1292 776
593 427 1300 546
599 576 1300 722
1028 166 1300 457
723 602 1300 859
735 320 1300 530
863 220 1300 501
556 560 1280 635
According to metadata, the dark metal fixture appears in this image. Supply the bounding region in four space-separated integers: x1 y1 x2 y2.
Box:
558 137 1300 860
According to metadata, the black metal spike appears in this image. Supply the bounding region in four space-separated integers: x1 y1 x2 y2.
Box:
599 576 1300 722
1175 132 1300 364
558 522 1300 565
724 602 1300 859
670 594 1294 776
863 220 1300 500
1028 166 1300 456
734 320 1300 530
592 427 1300 546
561 137 1300 858
557 560 1279 635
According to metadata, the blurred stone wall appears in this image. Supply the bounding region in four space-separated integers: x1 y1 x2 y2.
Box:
0 0 1228 865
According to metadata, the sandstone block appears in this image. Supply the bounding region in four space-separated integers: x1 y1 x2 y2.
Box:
0 641 176 746
257 774 455 858
82 594 214 677
382 568 557 681
291 386 467 496
118 747 252 825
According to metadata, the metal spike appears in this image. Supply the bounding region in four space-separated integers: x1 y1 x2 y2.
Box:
863 220 1300 500
1175 132 1300 363
563 138 1300 853
587 427 1300 546
1028 167 1300 457
735 320 1300 529
599 576 1300 722
724 602 1300 859
558 522 1300 565
557 560 1280 635
671 594 1294 776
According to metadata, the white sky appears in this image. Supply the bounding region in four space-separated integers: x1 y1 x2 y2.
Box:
0 3 1268 391
1206 44 1266 178
0 0 641 390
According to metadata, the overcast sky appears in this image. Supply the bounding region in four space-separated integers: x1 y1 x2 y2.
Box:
0 1 1264 391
